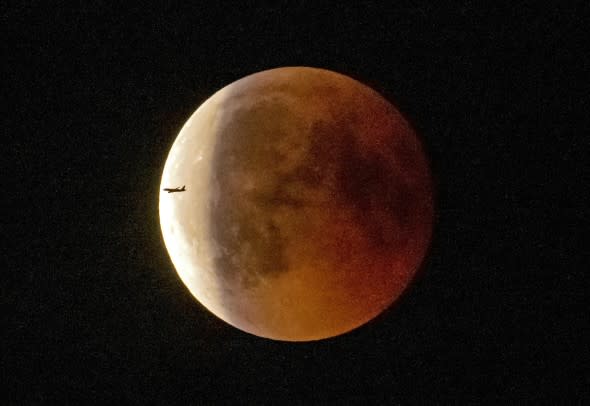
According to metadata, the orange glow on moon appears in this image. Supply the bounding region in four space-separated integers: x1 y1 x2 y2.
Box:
160 67 433 341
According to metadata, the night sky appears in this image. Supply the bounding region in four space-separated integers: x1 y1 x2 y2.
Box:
5 2 588 403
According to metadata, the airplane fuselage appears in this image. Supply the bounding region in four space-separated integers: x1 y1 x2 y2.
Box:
163 186 186 193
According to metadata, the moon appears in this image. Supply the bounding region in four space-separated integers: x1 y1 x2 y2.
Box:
159 67 433 341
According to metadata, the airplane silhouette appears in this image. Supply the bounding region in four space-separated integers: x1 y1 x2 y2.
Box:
163 185 186 193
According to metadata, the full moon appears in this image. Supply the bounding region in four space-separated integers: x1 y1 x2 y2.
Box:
159 67 433 341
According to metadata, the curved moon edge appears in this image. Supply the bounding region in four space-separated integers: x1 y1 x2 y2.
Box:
160 67 434 341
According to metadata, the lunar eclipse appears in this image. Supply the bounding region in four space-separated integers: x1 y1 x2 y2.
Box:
159 67 433 341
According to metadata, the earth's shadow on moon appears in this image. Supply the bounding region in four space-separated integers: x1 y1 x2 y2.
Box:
194 67 434 341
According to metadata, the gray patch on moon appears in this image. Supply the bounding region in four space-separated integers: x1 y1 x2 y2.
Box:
209 97 293 289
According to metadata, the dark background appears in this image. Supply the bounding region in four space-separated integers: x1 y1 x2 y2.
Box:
4 2 588 403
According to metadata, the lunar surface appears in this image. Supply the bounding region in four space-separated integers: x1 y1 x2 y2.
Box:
159 67 433 341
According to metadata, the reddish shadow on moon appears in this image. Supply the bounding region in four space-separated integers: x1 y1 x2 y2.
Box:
161 66 433 341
